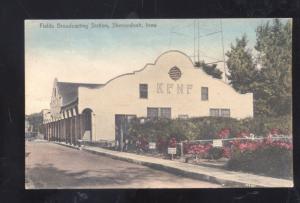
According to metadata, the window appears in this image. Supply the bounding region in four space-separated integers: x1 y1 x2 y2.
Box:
221 109 230 117
139 84 148 99
147 107 171 119
160 108 171 119
201 87 208 101
210 108 220 117
210 108 231 117
178 114 189 119
147 108 158 118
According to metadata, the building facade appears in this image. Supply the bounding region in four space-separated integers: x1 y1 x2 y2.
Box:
43 50 253 145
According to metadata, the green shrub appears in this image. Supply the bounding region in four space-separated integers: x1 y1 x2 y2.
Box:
227 145 293 178
128 116 291 144
208 147 223 159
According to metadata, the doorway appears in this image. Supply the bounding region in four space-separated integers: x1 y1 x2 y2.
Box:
115 114 136 151
82 108 93 141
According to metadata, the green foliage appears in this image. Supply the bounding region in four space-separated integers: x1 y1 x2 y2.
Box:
195 61 223 79
225 19 292 117
239 115 292 136
254 19 292 117
227 145 293 178
208 147 223 159
226 35 258 94
27 112 43 132
128 116 291 143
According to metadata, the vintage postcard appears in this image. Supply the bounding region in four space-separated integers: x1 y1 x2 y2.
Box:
25 19 293 189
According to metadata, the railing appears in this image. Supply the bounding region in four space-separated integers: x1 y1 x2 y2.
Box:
183 135 292 143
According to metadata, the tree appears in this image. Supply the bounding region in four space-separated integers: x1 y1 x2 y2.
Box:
226 19 292 117
194 61 223 79
27 112 43 132
254 19 292 117
225 35 258 94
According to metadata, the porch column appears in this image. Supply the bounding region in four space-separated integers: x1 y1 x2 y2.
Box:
55 121 58 141
57 120 60 142
60 119 63 142
64 118 67 143
79 114 82 140
54 121 57 141
49 123 51 141
47 123 50 141
45 124 47 140
74 116 78 146
52 122 54 141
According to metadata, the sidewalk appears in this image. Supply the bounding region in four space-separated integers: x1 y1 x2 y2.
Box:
81 145 293 188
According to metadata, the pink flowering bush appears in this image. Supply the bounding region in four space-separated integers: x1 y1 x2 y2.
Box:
185 143 212 158
236 130 250 138
227 139 293 178
136 137 149 152
156 137 168 153
218 128 231 139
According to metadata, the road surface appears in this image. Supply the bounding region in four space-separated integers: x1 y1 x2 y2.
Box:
25 140 220 189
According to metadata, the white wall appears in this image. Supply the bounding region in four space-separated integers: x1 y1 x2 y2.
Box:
78 50 253 141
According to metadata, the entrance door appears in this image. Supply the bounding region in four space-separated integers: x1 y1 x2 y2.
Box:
115 114 136 151
82 109 93 141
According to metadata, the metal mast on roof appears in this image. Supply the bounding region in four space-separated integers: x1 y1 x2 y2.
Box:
174 19 227 82
220 19 227 82
194 20 196 63
197 20 200 63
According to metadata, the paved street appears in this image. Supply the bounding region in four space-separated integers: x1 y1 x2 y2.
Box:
25 140 220 189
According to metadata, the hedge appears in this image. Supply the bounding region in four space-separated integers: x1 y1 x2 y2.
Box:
128 115 292 142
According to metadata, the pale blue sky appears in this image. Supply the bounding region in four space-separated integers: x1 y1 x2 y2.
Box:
25 18 290 114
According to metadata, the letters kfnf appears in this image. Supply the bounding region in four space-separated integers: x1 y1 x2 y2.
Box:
157 83 193 94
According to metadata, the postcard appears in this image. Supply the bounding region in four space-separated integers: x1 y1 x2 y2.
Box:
25 19 293 189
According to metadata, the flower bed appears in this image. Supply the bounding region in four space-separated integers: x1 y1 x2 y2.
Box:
125 116 292 178
227 138 293 178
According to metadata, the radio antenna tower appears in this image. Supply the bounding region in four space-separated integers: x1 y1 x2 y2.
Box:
220 19 227 82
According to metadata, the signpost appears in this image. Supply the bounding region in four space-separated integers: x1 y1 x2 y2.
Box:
149 142 156 149
168 147 177 160
212 139 223 147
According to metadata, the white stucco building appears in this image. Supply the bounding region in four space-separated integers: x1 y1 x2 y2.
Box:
43 50 253 145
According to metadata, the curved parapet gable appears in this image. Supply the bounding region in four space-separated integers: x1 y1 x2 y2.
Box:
101 50 252 96
103 50 195 87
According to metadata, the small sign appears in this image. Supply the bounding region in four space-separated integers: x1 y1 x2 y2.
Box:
149 142 156 149
213 139 223 147
168 147 177 154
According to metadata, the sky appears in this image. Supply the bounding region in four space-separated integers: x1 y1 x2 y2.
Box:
25 18 290 115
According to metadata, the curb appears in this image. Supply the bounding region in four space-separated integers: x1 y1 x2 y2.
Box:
82 147 249 187
54 141 80 150
51 141 292 188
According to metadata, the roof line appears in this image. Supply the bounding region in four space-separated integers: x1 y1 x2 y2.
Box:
101 49 252 95
57 81 103 86
102 50 194 87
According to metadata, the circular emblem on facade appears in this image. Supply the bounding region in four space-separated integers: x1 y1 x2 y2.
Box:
168 66 182 81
